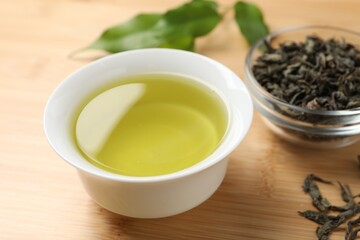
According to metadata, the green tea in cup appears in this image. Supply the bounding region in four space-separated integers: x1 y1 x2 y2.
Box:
75 73 228 177
44 49 252 218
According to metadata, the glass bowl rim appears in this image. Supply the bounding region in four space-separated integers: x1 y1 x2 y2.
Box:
245 25 360 116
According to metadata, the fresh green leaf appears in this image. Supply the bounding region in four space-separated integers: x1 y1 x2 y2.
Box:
159 35 195 51
163 0 220 38
234 1 269 46
89 14 162 53
81 0 221 53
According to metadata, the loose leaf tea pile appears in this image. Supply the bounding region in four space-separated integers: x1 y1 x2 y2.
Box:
253 35 360 110
299 174 360 240
75 0 269 54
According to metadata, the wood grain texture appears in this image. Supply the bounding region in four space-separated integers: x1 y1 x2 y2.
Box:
0 0 359 239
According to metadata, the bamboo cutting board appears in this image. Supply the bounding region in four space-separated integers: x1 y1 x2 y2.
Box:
0 0 359 239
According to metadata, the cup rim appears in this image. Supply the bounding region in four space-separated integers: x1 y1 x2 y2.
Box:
44 49 253 183
245 25 360 116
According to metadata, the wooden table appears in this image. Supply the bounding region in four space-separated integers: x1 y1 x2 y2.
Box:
1 0 359 239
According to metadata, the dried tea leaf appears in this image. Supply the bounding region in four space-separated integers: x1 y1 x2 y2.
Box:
338 205 360 219
339 182 354 202
303 174 332 190
316 217 345 240
298 211 339 225
348 228 360 240
346 217 360 240
303 174 332 211
329 182 357 211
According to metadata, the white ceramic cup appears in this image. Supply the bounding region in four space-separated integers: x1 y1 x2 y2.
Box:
44 49 253 218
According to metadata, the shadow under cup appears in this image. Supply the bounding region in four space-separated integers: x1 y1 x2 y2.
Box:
44 49 253 218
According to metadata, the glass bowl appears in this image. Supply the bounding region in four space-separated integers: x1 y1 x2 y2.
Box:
245 26 360 149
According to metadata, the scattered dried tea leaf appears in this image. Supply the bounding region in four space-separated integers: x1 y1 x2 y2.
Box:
298 210 339 225
303 174 332 211
338 205 360 219
316 217 345 240
346 216 360 240
348 228 360 240
299 174 360 240
339 182 353 202
329 182 357 211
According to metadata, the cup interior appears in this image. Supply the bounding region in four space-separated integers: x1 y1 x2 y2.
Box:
44 49 253 182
